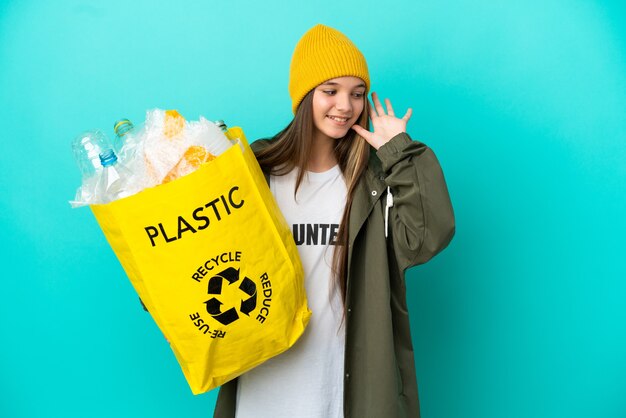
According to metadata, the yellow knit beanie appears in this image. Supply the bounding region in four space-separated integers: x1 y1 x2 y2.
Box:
289 24 370 115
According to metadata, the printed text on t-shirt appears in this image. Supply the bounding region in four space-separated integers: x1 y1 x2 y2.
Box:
292 223 339 246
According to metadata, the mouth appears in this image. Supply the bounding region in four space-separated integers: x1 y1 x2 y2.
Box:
326 115 351 126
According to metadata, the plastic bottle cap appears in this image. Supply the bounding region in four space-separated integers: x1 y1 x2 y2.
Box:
215 120 228 132
99 149 118 167
114 119 134 137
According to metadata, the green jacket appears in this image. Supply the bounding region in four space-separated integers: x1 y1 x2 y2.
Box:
214 132 455 418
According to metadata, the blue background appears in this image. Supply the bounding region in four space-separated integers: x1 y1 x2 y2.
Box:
1 0 625 417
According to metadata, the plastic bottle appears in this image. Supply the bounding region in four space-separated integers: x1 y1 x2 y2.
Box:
195 117 232 155
162 145 217 183
113 118 145 165
161 116 235 183
94 149 133 203
216 119 237 143
72 130 111 178
113 119 133 152
71 130 113 206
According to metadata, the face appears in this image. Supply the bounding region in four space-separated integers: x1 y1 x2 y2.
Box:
311 76 366 141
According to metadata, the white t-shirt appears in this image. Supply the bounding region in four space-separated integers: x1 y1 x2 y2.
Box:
235 164 347 418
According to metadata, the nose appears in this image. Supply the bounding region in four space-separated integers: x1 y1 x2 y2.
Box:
335 92 352 113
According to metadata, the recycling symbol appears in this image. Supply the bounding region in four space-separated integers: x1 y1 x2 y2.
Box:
204 267 257 326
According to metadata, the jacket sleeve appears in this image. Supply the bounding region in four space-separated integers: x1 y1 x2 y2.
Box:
376 132 455 272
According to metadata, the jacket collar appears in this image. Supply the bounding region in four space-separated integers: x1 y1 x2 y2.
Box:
348 150 387 243
346 147 386 276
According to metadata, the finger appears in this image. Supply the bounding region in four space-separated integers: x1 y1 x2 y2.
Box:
351 124 373 144
402 107 413 122
385 98 395 117
368 97 377 120
372 92 386 116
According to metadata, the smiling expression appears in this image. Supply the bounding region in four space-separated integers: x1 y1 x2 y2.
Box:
311 76 366 142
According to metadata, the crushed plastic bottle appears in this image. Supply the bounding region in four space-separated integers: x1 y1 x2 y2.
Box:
70 130 113 207
113 118 143 164
215 119 239 144
188 117 232 156
94 149 133 204
112 118 148 186
162 145 217 184
70 109 236 207
140 110 232 185
72 130 110 178
161 116 232 183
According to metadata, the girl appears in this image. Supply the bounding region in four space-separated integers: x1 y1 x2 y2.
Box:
214 24 455 418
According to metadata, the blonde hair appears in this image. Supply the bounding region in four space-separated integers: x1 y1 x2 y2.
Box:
254 89 370 302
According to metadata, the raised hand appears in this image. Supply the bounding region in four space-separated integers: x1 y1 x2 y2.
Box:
351 92 412 150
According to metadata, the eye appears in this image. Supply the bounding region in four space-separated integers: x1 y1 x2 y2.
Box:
352 92 365 98
323 90 336 95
